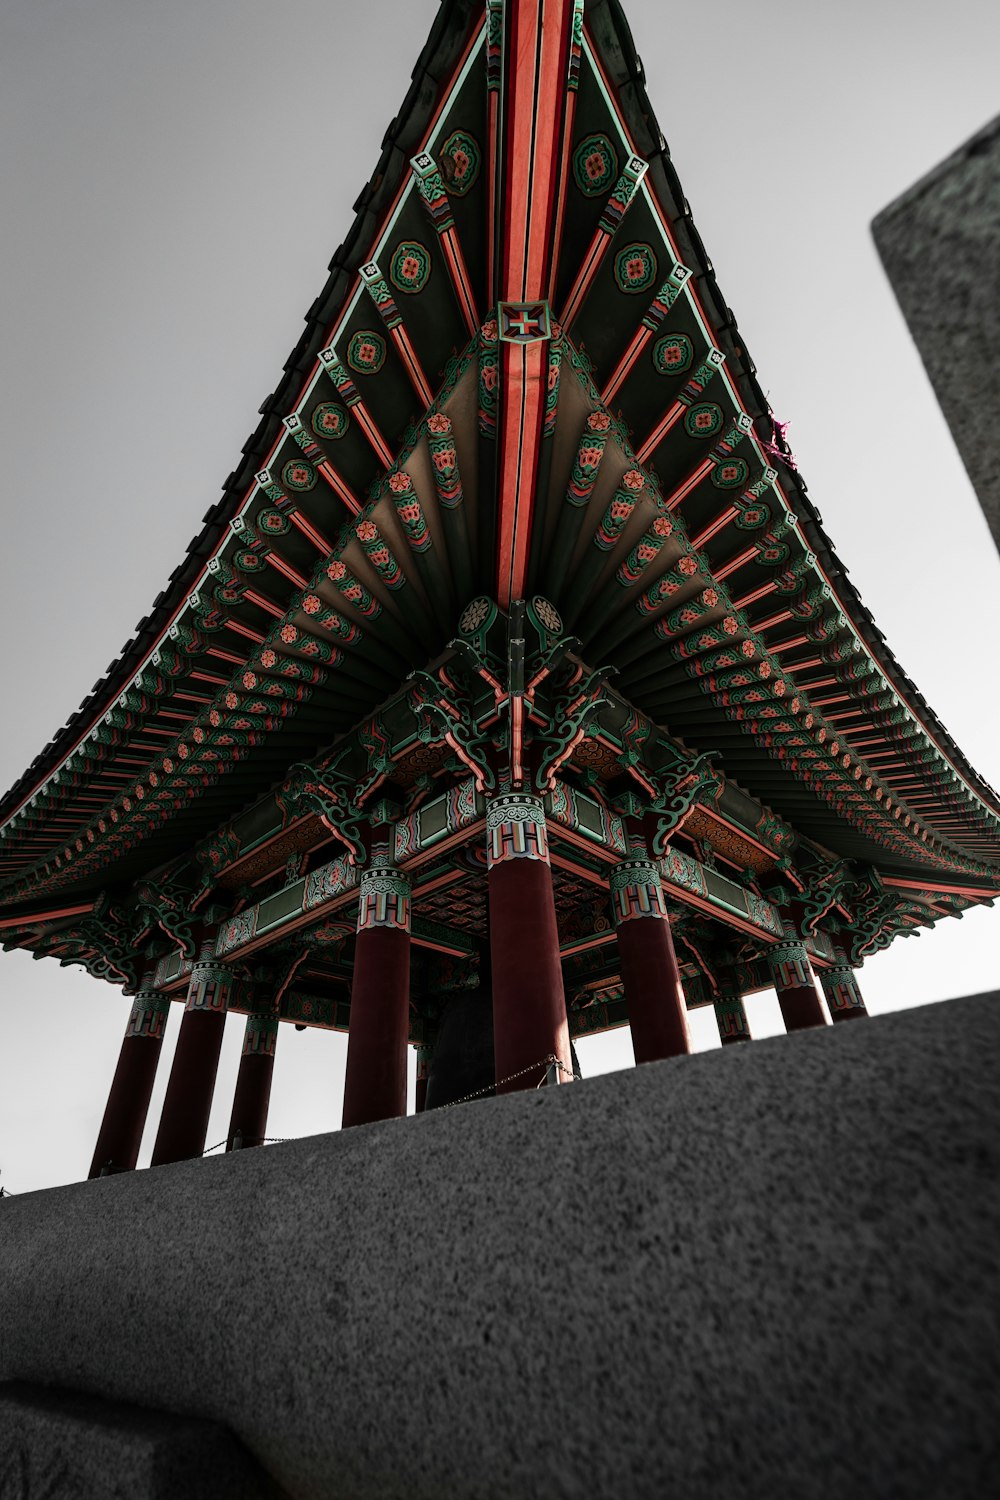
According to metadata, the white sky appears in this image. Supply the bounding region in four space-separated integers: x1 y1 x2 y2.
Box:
1 0 998 1195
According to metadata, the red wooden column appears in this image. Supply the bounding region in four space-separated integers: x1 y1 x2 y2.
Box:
341 862 412 1129
150 943 231 1167
821 950 870 1023
609 851 691 1063
88 987 171 1177
768 922 830 1032
713 977 753 1046
227 1008 279 1150
487 791 573 1092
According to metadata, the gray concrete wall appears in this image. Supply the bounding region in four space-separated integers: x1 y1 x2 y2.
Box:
873 116 1000 552
0 1383 281 1499
1 995 998 1499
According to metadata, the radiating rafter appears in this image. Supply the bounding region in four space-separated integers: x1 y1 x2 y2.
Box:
410 154 479 337
317 348 394 469
360 261 435 409
560 153 649 328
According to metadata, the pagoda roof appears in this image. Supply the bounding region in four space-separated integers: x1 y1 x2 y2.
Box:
1 0 998 917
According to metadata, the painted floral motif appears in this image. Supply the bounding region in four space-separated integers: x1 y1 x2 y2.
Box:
660 846 707 896
440 129 481 195
311 402 350 440
573 133 618 196
712 457 750 489
346 330 386 374
218 910 257 956
282 459 317 492
390 241 432 294
390 473 432 552
460 597 492 633
428 425 461 506
735 501 771 529
478 344 499 436
596 489 642 550
683 402 724 439
614 242 657 294
258 507 290 535
544 340 561 437
532 596 562 633
652 333 693 375
357 519 405 587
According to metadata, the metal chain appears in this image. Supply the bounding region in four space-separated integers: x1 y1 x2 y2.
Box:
2 1058 577 1186
442 1053 573 1110
202 1134 289 1155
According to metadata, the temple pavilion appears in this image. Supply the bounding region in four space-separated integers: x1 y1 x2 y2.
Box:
1 0 998 1177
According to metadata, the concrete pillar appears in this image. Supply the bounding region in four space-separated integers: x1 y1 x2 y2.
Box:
821 951 869 1023
768 923 830 1032
341 862 412 1129
150 944 231 1167
486 791 572 1093
609 852 690 1063
88 988 171 1177
227 1010 279 1150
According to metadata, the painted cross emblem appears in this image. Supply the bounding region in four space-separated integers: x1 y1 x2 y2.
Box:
498 300 552 343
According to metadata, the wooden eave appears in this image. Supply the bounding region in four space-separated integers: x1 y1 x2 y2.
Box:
0 0 998 919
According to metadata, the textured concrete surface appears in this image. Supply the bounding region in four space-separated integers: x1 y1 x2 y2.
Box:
873 116 1000 551
1 994 998 1499
0 1382 281 1498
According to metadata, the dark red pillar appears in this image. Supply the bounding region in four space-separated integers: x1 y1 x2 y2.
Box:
88 990 171 1177
341 863 412 1129
821 951 870 1022
713 984 752 1046
150 946 231 1167
227 1011 279 1149
609 854 690 1063
768 923 830 1032
486 792 573 1093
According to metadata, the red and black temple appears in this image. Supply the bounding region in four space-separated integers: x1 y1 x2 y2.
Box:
1 0 998 1177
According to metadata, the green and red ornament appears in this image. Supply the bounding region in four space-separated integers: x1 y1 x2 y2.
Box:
357 864 411 933
609 858 668 924
440 129 481 195
486 793 549 867
346 330 387 375
125 990 171 1041
615 243 657 294
573 133 618 197
282 458 318 492
652 333 694 375
311 402 350 440
389 241 432 295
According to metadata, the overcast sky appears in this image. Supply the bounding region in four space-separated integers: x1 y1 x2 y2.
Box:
1 0 998 1195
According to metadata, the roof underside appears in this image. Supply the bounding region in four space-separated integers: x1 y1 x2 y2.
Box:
1 0 998 909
